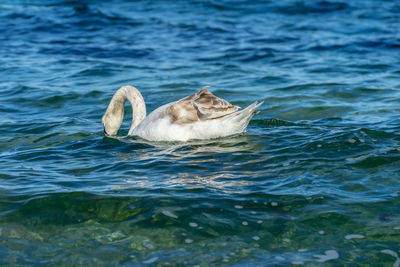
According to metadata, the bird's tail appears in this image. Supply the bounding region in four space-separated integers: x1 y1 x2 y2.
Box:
224 100 264 133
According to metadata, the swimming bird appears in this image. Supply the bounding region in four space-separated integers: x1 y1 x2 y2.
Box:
102 85 263 141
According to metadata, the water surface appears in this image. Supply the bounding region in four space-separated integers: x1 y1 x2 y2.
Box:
1 0 400 265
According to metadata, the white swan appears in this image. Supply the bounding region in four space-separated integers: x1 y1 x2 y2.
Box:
102 85 263 141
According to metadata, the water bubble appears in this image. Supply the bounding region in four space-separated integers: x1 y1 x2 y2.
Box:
317 144 322 148
348 138 356 144
189 222 198 228
318 230 325 235
252 236 260 241
257 220 263 224
185 238 193 244
251 211 257 215
298 248 308 252
271 202 278 206
234 205 243 209
283 238 290 243
242 221 248 226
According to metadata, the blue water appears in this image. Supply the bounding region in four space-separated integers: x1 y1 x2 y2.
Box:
1 0 400 265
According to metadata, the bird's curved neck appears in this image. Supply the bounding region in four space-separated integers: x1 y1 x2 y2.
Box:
102 86 146 136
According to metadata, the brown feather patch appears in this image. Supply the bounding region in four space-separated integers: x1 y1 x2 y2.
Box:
166 86 239 125
166 101 199 125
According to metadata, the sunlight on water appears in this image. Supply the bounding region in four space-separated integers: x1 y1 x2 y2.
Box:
1 0 400 265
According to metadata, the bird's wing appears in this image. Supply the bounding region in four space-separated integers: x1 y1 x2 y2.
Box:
166 86 239 125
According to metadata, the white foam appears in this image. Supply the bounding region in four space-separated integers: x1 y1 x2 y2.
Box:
314 250 339 262
143 257 158 264
161 210 178 219
345 234 365 240
381 249 400 267
189 222 198 228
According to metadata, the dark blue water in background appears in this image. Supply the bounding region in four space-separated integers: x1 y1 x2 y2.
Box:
1 0 400 265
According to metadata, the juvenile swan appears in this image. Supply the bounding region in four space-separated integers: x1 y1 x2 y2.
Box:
102 85 263 141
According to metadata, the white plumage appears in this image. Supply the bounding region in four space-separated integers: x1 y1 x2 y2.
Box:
102 85 263 142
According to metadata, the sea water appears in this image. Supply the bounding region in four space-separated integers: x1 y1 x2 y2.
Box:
1 0 400 265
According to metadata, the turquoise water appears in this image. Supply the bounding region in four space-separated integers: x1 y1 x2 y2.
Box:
1 0 400 265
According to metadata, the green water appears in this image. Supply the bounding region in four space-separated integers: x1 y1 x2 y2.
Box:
1 0 400 265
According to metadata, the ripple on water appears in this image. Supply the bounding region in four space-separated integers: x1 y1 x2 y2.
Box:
1 0 400 265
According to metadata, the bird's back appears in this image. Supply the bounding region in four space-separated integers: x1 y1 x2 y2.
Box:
132 88 263 141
